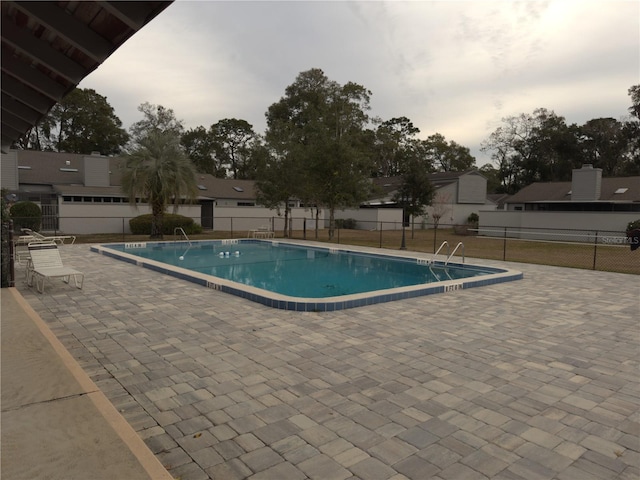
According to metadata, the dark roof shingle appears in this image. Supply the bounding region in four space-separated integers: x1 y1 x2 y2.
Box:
506 177 640 203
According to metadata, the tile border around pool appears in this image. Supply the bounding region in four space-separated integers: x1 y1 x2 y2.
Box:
90 240 523 312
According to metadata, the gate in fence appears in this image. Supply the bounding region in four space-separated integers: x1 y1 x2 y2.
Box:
41 203 59 231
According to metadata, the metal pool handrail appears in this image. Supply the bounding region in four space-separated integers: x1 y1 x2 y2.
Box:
431 241 449 263
446 242 465 265
174 227 192 246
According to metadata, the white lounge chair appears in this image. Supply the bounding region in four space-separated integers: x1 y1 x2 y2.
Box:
27 242 84 293
20 228 76 245
251 226 274 239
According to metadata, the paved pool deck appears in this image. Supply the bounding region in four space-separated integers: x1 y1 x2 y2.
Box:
7 242 640 479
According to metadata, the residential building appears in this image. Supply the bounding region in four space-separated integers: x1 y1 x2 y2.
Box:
479 165 640 236
1 149 314 234
3 150 496 235
358 170 494 228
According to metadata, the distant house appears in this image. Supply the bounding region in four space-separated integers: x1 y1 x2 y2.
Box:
2 150 503 234
0 149 312 234
479 165 640 235
362 170 494 227
486 193 510 211
504 165 639 212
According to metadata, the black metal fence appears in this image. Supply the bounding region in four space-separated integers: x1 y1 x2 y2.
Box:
1 221 15 288
6 215 640 275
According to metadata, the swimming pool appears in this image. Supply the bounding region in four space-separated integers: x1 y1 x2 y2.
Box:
91 240 522 311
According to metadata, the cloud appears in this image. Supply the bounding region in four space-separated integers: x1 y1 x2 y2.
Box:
79 0 639 165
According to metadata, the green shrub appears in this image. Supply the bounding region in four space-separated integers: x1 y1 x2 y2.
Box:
335 218 357 229
467 213 479 225
129 214 202 235
627 219 640 232
10 201 41 232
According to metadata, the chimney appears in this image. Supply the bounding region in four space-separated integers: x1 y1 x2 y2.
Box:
571 164 602 201
84 154 110 187
1 150 19 190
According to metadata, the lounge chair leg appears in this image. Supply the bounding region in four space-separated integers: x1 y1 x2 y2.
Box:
35 274 44 294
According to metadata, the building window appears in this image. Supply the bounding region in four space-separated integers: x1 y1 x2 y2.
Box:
237 202 255 207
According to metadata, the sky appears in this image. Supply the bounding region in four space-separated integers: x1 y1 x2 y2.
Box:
78 0 639 166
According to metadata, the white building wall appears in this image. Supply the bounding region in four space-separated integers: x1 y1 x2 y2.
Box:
478 210 637 239
57 203 323 235
58 203 202 234
412 183 492 227
58 203 153 234
332 208 403 230
213 206 324 233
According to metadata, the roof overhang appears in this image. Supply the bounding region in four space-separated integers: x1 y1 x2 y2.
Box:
516 200 639 204
1 0 173 151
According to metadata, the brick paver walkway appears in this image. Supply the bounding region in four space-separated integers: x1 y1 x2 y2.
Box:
16 243 639 480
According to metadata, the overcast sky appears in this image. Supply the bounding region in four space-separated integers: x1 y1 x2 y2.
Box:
78 0 639 166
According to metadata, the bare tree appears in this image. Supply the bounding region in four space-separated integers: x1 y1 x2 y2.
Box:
430 192 451 252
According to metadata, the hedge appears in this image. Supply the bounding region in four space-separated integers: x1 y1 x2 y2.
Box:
10 201 41 232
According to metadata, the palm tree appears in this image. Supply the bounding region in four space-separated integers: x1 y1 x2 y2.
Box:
121 131 197 238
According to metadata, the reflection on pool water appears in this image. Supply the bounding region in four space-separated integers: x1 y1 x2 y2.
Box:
92 239 522 311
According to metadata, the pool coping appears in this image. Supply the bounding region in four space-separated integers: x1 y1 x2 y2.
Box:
90 239 523 311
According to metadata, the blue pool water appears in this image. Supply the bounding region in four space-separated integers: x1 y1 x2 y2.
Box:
92 240 522 311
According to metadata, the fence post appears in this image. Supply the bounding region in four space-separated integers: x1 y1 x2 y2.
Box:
303 217 306 240
230 218 233 239
503 227 507 261
433 226 438 253
593 231 598 270
8 220 15 287
379 222 383 248
122 217 125 242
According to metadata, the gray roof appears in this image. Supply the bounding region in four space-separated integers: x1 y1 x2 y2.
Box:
11 150 493 204
12 149 259 201
53 185 125 196
192 176 257 201
14 150 124 186
487 193 511 208
506 177 640 203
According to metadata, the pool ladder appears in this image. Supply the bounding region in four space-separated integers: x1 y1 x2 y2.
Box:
431 241 449 263
431 241 465 265
174 227 193 260
446 242 464 265
174 227 192 246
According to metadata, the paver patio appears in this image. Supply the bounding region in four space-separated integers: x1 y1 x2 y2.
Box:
15 243 640 480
